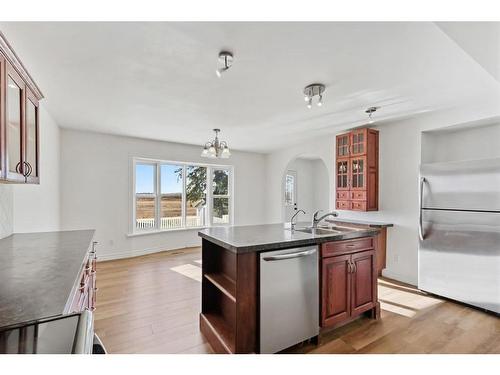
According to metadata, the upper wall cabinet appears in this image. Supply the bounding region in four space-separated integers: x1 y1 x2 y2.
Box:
335 128 379 211
0 32 43 184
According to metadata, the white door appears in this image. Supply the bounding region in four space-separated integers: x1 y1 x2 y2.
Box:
283 170 298 222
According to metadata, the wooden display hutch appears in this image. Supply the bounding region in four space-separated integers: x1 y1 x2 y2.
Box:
335 128 379 211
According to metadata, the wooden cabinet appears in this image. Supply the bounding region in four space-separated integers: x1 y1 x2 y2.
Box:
200 239 257 354
335 128 379 211
69 241 98 313
320 237 379 329
321 254 351 326
0 33 43 184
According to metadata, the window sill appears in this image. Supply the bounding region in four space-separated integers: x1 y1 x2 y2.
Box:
127 226 209 237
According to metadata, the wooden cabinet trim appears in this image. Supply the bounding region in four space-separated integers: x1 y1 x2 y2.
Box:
0 32 43 100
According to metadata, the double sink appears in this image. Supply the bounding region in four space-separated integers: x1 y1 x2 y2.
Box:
292 224 360 236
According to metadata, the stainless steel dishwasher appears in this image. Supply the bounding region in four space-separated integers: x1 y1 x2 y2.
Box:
260 246 319 353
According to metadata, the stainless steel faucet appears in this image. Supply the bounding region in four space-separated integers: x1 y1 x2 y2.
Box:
311 210 339 229
290 209 306 232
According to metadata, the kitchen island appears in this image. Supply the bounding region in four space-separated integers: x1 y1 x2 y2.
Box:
0 230 96 329
198 223 381 354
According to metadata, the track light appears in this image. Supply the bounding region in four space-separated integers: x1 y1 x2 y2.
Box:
215 51 233 78
365 106 380 124
303 84 325 109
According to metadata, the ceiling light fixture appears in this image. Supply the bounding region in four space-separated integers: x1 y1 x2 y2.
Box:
303 84 325 109
365 106 380 124
201 129 231 159
215 51 233 78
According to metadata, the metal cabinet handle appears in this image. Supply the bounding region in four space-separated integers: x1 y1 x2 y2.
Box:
352 261 357 274
419 177 426 241
347 261 352 273
263 248 316 261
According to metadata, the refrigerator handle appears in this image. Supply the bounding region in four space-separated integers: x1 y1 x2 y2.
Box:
419 177 426 241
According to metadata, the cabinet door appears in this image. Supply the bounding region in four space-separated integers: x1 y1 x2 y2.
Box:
335 158 349 191
350 128 368 157
350 250 376 317
24 90 39 183
321 254 351 327
336 133 350 158
350 157 367 191
5 64 25 182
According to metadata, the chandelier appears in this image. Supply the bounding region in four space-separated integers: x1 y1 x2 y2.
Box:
303 83 325 108
201 129 231 159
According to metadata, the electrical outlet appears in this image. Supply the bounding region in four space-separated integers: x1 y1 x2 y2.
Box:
108 239 114 247
393 254 400 263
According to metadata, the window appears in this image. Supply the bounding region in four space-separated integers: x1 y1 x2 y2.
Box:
212 169 230 224
133 159 232 233
135 163 156 230
284 171 296 206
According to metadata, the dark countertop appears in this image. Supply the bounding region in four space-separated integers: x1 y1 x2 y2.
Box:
326 218 393 228
198 223 379 253
0 230 95 329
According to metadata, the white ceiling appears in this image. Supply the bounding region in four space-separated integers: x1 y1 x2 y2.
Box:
1 22 499 153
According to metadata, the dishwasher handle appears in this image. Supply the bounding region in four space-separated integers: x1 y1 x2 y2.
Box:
262 248 316 261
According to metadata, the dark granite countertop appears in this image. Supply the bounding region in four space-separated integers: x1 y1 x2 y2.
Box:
0 230 95 329
198 223 379 253
326 218 393 228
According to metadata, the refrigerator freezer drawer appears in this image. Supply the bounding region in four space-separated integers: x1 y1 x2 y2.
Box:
418 209 500 313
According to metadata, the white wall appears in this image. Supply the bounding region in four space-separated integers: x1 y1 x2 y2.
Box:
283 158 329 222
422 120 500 163
0 105 60 238
265 104 500 285
0 185 13 238
60 129 267 260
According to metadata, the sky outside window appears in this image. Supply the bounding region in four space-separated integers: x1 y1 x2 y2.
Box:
161 164 183 194
135 164 155 193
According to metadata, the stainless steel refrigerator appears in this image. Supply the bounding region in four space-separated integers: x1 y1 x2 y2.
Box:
418 158 500 314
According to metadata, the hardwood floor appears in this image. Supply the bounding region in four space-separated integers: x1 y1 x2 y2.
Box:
94 247 500 354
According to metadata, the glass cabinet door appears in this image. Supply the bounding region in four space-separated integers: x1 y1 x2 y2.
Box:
350 157 366 190
336 134 350 158
336 159 349 190
6 68 24 181
350 129 367 156
25 91 39 182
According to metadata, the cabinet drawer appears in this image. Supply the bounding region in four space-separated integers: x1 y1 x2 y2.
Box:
336 200 350 210
336 191 349 200
351 201 367 211
350 191 366 201
322 237 374 258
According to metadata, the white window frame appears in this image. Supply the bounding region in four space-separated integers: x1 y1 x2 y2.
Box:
130 157 234 235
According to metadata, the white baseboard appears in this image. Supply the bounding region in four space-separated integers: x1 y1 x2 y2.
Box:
97 243 200 261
